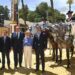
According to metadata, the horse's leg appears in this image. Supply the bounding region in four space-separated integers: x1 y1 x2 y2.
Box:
56 48 58 63
48 39 50 49
48 39 52 55
52 47 55 60
59 48 62 64
66 48 70 68
71 45 74 58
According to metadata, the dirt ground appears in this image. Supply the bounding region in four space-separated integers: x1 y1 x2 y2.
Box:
0 49 75 75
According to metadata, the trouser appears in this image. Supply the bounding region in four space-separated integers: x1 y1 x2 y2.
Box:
2 51 10 68
14 49 23 67
35 49 45 71
24 46 32 68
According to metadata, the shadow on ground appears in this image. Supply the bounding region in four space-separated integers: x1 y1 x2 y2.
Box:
49 56 75 75
0 67 57 75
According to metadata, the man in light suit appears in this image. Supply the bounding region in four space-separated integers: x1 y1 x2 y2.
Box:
11 25 24 69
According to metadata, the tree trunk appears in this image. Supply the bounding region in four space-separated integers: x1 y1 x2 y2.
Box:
50 0 55 22
67 0 73 11
50 0 54 9
69 4 71 11
21 0 26 25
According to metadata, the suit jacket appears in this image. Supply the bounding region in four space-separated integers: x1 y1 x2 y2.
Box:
42 30 48 49
11 32 25 50
33 32 47 50
1 36 11 52
0 37 2 52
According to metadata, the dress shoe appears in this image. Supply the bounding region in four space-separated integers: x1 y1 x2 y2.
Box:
42 70 45 73
0 59 1 63
14 67 18 70
19 65 22 67
0 67 5 70
35 69 39 72
8 66 11 69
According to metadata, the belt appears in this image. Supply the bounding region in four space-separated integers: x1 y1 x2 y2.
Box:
24 45 32 46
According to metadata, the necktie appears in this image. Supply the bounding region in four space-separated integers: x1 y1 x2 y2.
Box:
4 37 6 43
16 33 18 39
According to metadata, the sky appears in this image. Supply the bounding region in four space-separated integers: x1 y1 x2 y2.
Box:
0 0 75 14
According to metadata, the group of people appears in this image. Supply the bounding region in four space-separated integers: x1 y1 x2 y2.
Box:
0 24 48 73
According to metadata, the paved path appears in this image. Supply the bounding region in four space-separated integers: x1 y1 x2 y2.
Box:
0 49 75 75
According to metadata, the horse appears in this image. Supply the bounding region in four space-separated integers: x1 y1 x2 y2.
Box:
48 23 74 68
54 23 74 68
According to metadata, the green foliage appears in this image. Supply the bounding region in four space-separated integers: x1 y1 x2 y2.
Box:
73 13 75 17
50 0 54 9
47 8 66 23
27 11 41 22
0 5 9 26
35 2 48 18
67 0 73 4
19 2 66 23
19 5 28 21
0 5 9 20
27 11 36 22
4 6 9 20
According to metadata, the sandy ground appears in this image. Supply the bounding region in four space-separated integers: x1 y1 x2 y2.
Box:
0 49 75 75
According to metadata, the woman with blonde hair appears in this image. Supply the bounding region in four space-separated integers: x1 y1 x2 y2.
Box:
23 30 33 68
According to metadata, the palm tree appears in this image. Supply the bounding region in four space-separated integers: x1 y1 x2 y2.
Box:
50 0 55 22
21 0 26 25
50 0 54 9
67 0 73 11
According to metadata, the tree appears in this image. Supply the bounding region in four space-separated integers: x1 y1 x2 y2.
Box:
48 9 66 22
0 6 4 14
34 13 41 22
73 14 75 17
50 0 55 22
19 2 66 23
47 7 54 22
19 5 28 21
21 0 28 25
4 6 9 20
50 0 54 9
0 5 9 26
27 11 41 22
35 2 48 19
27 11 35 22
67 0 73 11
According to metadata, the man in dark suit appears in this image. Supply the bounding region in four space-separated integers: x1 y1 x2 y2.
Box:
0 36 2 63
1 30 11 70
11 25 24 69
33 25 47 73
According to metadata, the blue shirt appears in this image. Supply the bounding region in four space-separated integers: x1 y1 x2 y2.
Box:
23 37 33 46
